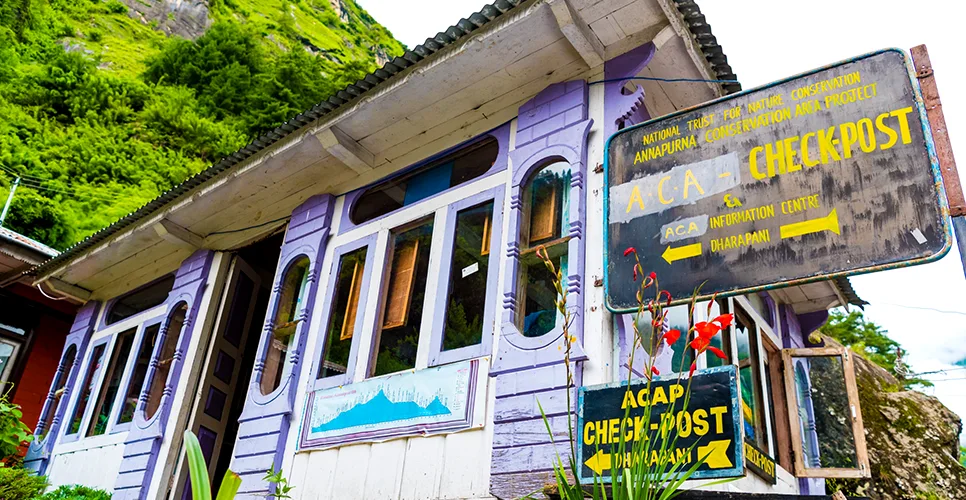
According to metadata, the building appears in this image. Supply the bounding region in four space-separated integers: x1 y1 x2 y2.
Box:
23 0 868 497
0 227 77 451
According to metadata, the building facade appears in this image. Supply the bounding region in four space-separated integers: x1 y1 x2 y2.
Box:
24 0 867 498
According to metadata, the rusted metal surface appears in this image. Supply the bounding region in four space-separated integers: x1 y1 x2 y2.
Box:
604 49 951 310
910 45 964 217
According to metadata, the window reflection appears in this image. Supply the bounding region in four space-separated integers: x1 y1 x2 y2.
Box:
442 201 494 351
88 328 137 436
118 324 160 424
319 248 368 379
68 344 106 435
262 257 310 395
145 303 186 420
372 219 434 376
633 305 694 372
735 306 768 451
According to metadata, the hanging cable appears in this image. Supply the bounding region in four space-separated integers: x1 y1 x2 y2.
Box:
587 76 741 86
206 216 292 236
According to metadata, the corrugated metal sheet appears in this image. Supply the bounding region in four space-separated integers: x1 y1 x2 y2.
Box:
833 277 869 308
0 227 59 258
28 0 740 281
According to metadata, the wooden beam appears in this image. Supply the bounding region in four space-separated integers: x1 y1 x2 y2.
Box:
315 126 375 174
38 277 91 303
153 218 204 248
549 0 604 68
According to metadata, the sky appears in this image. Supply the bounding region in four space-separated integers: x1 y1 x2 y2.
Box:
358 0 966 442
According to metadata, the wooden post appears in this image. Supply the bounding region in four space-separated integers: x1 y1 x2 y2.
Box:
910 44 966 277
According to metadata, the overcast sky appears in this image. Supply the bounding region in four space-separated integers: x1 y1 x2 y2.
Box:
358 0 966 442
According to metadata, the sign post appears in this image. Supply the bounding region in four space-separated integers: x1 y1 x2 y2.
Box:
604 49 951 310
576 365 743 484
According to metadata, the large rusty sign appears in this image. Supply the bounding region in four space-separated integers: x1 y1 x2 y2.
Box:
604 49 950 311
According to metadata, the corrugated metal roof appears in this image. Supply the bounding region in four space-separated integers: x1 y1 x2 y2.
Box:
28 0 739 282
833 277 868 308
0 227 59 259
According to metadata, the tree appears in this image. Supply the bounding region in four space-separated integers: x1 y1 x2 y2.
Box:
820 309 931 389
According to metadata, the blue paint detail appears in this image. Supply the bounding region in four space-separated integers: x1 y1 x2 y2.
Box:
311 390 452 433
403 162 453 206
602 48 953 314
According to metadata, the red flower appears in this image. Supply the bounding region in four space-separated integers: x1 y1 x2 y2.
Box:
662 329 681 346
712 313 734 329
689 362 696 377
690 336 710 351
648 272 656 280
633 267 638 281
707 346 728 360
624 247 637 256
659 290 672 306
694 321 720 340
651 365 660 376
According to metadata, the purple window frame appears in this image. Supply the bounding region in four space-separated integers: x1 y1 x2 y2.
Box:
99 274 175 330
310 233 380 391
337 125 510 235
427 185 506 367
136 300 190 427
60 335 111 444
110 318 163 434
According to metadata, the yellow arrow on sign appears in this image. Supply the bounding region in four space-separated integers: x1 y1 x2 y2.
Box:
697 440 734 469
779 208 840 240
584 449 612 475
662 242 703 264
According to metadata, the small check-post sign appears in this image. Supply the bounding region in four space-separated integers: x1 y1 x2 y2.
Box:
576 366 743 484
605 49 950 310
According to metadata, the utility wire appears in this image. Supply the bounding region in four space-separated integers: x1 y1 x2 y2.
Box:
873 303 966 316
913 366 966 377
587 76 741 86
206 216 291 236
15 178 119 202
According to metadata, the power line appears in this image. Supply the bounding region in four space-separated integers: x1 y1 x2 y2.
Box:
913 366 966 377
874 303 966 316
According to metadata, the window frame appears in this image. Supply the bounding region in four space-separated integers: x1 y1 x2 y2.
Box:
258 254 313 398
101 274 175 328
112 318 164 434
781 346 870 479
58 304 166 446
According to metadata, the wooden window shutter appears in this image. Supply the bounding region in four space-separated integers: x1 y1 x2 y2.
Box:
339 261 364 341
481 214 491 256
383 239 420 328
529 183 558 242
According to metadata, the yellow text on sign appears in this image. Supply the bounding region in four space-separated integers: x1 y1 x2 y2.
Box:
582 405 731 446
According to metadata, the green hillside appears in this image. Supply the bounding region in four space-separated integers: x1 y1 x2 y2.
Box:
0 0 404 250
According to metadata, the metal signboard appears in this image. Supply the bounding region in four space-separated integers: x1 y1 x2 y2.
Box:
604 49 950 311
576 365 743 484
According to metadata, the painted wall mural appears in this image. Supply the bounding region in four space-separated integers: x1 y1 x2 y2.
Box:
301 358 485 448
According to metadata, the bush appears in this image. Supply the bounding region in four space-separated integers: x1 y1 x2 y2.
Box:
0 388 33 461
41 484 113 499
0 466 48 500
105 0 128 14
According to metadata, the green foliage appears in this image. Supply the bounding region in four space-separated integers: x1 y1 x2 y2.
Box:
0 387 33 462
0 466 48 500
184 430 241 500
0 0 402 249
819 310 931 389
264 464 294 499
40 484 112 499
960 446 965 467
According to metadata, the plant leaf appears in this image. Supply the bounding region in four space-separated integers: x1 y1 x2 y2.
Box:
215 469 242 500
184 430 212 500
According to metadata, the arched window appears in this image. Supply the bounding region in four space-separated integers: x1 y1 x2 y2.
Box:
517 160 571 338
105 275 175 325
145 303 186 420
39 345 76 439
350 137 499 225
261 257 311 395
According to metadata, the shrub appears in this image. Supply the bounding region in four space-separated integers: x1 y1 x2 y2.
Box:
41 484 113 499
0 387 33 462
0 466 48 500
105 0 128 14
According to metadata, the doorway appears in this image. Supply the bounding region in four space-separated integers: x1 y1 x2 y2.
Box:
169 234 283 499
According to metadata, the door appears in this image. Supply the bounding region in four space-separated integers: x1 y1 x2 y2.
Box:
173 256 263 499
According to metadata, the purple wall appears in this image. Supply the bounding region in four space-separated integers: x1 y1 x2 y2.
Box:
488 80 593 499
24 301 101 474
113 250 215 500
603 42 655 138
229 195 335 495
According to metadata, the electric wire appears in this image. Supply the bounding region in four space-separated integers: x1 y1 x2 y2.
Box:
206 216 292 236
587 76 741 86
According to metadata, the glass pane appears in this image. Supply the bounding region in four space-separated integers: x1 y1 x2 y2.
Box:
106 275 175 325
632 305 694 372
443 201 494 351
88 328 137 436
0 340 14 379
118 324 160 424
262 257 311 395
735 307 767 450
41 345 77 439
145 303 187 420
706 300 730 368
792 355 858 469
520 253 565 338
524 161 571 245
373 220 434 376
319 248 368 379
68 344 106 435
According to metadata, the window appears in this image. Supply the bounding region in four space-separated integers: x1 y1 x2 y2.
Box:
262 257 311 395
319 248 368 379
734 306 772 454
441 201 494 351
40 345 77 439
87 328 137 436
145 303 186 420
118 323 160 424
518 161 571 338
67 344 106 435
632 305 694 373
705 300 732 368
350 138 499 225
0 338 20 384
371 219 434 376
106 275 175 325
782 347 869 478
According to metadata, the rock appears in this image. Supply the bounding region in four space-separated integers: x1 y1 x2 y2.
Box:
122 0 212 40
